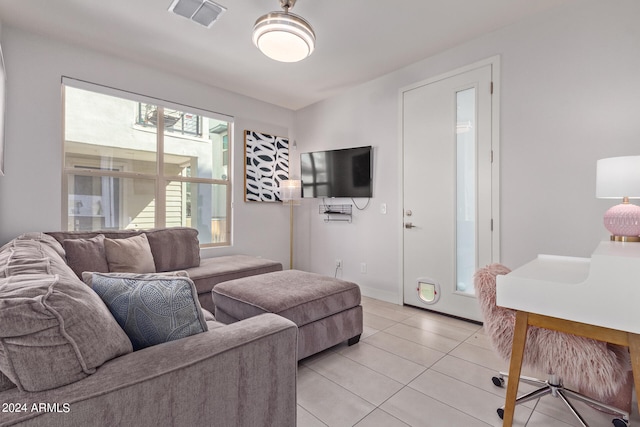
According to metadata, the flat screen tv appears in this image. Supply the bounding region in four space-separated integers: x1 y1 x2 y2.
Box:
301 146 372 198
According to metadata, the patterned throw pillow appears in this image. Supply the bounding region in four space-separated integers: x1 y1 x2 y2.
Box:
84 272 208 350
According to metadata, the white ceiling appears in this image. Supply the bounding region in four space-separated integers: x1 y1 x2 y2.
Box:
0 0 572 110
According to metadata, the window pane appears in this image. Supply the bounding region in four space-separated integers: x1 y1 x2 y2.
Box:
63 82 232 247
67 175 156 231
166 181 228 245
64 87 157 174
163 112 229 181
456 88 476 295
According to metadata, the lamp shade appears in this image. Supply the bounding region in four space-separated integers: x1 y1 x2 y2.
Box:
279 179 301 202
252 11 315 62
596 156 640 199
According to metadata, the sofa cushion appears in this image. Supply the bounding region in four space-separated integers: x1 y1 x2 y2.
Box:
0 239 53 278
201 308 216 322
12 232 66 259
7 233 82 280
46 229 141 246
0 371 16 392
5 254 51 276
0 274 133 392
104 234 156 273
144 227 200 272
47 228 201 273
83 272 208 350
185 255 283 313
63 234 109 278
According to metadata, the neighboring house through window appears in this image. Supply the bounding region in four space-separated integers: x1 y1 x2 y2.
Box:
62 78 232 247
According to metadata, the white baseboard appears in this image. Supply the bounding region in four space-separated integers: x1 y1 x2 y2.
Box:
359 285 401 305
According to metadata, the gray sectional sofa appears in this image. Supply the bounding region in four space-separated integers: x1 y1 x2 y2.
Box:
0 230 297 427
45 227 283 313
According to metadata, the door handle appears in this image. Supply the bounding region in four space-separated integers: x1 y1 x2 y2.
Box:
405 222 417 229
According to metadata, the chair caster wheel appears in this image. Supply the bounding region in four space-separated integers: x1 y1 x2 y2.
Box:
497 408 504 419
492 376 505 387
612 418 629 427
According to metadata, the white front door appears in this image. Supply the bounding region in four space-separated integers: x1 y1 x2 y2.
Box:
402 60 498 322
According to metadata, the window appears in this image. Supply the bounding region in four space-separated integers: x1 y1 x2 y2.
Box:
62 79 233 247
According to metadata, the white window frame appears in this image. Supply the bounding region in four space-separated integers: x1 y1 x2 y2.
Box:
61 77 234 247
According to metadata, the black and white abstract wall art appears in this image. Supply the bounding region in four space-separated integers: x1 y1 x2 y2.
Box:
244 130 289 202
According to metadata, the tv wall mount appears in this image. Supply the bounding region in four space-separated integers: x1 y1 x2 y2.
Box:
319 204 352 222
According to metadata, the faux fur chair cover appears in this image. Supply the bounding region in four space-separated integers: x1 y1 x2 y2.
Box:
474 263 631 400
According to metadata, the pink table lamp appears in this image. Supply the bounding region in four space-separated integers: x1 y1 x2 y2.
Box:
596 156 640 242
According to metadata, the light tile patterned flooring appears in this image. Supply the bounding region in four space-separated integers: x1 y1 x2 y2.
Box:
297 296 639 427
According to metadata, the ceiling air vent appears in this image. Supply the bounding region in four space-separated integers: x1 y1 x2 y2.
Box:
168 0 227 28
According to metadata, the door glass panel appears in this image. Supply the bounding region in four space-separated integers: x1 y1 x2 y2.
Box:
456 88 476 295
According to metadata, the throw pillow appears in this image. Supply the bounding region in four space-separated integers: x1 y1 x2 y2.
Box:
104 233 156 273
145 227 200 272
81 270 189 286
63 234 109 279
84 272 208 350
0 274 133 392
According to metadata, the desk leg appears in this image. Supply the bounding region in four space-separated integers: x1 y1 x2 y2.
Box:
628 333 640 416
503 311 529 427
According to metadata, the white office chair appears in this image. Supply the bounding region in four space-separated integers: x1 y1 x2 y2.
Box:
474 263 632 427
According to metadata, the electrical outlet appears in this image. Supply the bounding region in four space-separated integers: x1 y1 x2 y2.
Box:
360 262 367 274
335 259 342 268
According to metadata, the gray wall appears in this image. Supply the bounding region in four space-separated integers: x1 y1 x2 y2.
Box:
0 27 294 265
292 0 640 302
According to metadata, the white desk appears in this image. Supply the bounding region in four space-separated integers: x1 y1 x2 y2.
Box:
496 241 640 427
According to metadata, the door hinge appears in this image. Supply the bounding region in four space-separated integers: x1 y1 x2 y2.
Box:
491 219 494 231
490 81 494 94
491 150 494 163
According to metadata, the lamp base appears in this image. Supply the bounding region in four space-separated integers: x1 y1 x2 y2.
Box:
610 235 640 243
603 202 640 239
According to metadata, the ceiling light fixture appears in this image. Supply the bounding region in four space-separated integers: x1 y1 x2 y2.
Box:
252 0 315 63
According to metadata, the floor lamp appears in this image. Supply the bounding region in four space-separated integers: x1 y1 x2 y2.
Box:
280 179 301 269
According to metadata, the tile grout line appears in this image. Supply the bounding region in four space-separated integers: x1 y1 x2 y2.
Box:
363 308 482 426
315 302 509 426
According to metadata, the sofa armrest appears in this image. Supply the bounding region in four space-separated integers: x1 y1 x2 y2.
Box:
0 314 298 427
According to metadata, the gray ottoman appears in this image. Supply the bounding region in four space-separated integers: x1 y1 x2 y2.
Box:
212 270 363 360
184 255 282 313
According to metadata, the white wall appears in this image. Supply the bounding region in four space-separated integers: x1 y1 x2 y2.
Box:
1 1 638 303
292 0 640 303
0 27 294 266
